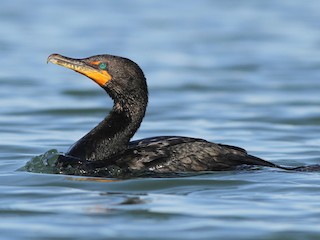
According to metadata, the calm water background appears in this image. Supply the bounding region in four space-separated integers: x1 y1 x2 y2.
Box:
1 0 320 239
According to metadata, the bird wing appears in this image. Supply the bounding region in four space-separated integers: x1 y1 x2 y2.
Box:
114 136 250 172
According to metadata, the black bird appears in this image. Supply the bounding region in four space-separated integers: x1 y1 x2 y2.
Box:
47 53 291 177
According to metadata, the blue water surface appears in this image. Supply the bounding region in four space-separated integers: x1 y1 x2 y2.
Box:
1 1 320 239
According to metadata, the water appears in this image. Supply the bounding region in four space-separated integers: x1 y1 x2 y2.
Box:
1 0 320 239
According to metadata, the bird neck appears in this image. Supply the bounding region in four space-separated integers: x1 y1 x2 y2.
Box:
66 89 147 162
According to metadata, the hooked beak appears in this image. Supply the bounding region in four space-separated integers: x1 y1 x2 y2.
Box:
47 54 112 86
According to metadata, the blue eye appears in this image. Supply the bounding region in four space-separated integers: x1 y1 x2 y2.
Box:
99 62 107 70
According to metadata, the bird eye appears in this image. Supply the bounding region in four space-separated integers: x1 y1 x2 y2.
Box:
99 62 107 70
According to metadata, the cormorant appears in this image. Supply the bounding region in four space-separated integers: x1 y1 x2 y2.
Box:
47 53 298 177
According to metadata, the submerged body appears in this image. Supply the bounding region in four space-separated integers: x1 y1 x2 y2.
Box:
56 136 278 176
47 53 300 177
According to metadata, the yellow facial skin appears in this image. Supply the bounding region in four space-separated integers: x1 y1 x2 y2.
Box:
47 54 112 86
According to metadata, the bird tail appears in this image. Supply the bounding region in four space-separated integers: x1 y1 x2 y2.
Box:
246 154 320 172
